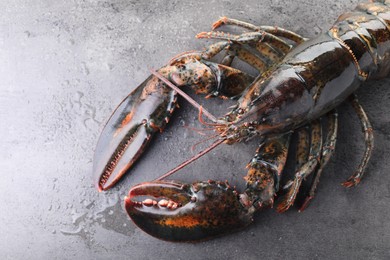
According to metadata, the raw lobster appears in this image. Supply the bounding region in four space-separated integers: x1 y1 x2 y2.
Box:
93 1 390 241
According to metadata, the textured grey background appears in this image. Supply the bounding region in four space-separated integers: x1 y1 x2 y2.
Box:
1 0 390 259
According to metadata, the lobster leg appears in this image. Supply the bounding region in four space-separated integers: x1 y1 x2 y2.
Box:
277 126 310 209
299 110 338 211
220 54 235 66
197 31 292 55
197 29 307 75
211 17 307 44
199 38 283 73
198 20 307 74
229 44 273 72
210 17 306 63
199 41 232 61
243 134 291 209
295 126 311 171
198 40 269 71
343 95 374 187
277 119 323 212
223 38 285 68
197 36 284 79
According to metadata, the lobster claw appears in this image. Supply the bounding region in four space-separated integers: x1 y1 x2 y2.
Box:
125 180 254 242
93 51 255 191
93 75 177 191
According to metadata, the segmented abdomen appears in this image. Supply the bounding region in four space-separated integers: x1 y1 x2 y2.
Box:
223 1 390 137
244 1 390 134
333 0 390 79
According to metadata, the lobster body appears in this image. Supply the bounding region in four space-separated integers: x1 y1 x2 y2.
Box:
227 1 390 136
94 1 388 242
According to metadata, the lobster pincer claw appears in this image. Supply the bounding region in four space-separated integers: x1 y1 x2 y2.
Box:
125 180 254 242
93 51 254 191
93 75 177 191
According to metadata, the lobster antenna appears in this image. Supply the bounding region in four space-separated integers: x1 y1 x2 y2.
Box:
155 138 225 181
191 133 220 152
149 68 218 123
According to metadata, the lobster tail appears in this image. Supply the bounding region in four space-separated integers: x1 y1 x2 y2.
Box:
333 1 390 79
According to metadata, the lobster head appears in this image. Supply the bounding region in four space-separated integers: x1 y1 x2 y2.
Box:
125 180 254 242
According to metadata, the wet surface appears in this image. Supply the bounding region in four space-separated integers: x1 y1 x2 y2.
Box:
1 0 390 259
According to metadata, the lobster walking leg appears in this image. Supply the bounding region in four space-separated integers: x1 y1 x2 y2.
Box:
228 37 286 67
277 119 323 213
200 39 284 73
196 37 286 80
198 17 307 73
198 40 273 69
199 41 231 61
225 44 273 72
242 134 291 209
211 17 307 44
220 54 235 66
211 18 306 63
197 31 292 54
300 110 338 211
343 95 374 187
295 126 311 172
196 28 306 73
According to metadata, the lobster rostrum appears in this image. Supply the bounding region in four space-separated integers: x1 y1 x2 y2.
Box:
93 0 390 241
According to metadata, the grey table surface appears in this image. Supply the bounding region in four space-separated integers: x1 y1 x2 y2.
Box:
1 0 390 259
